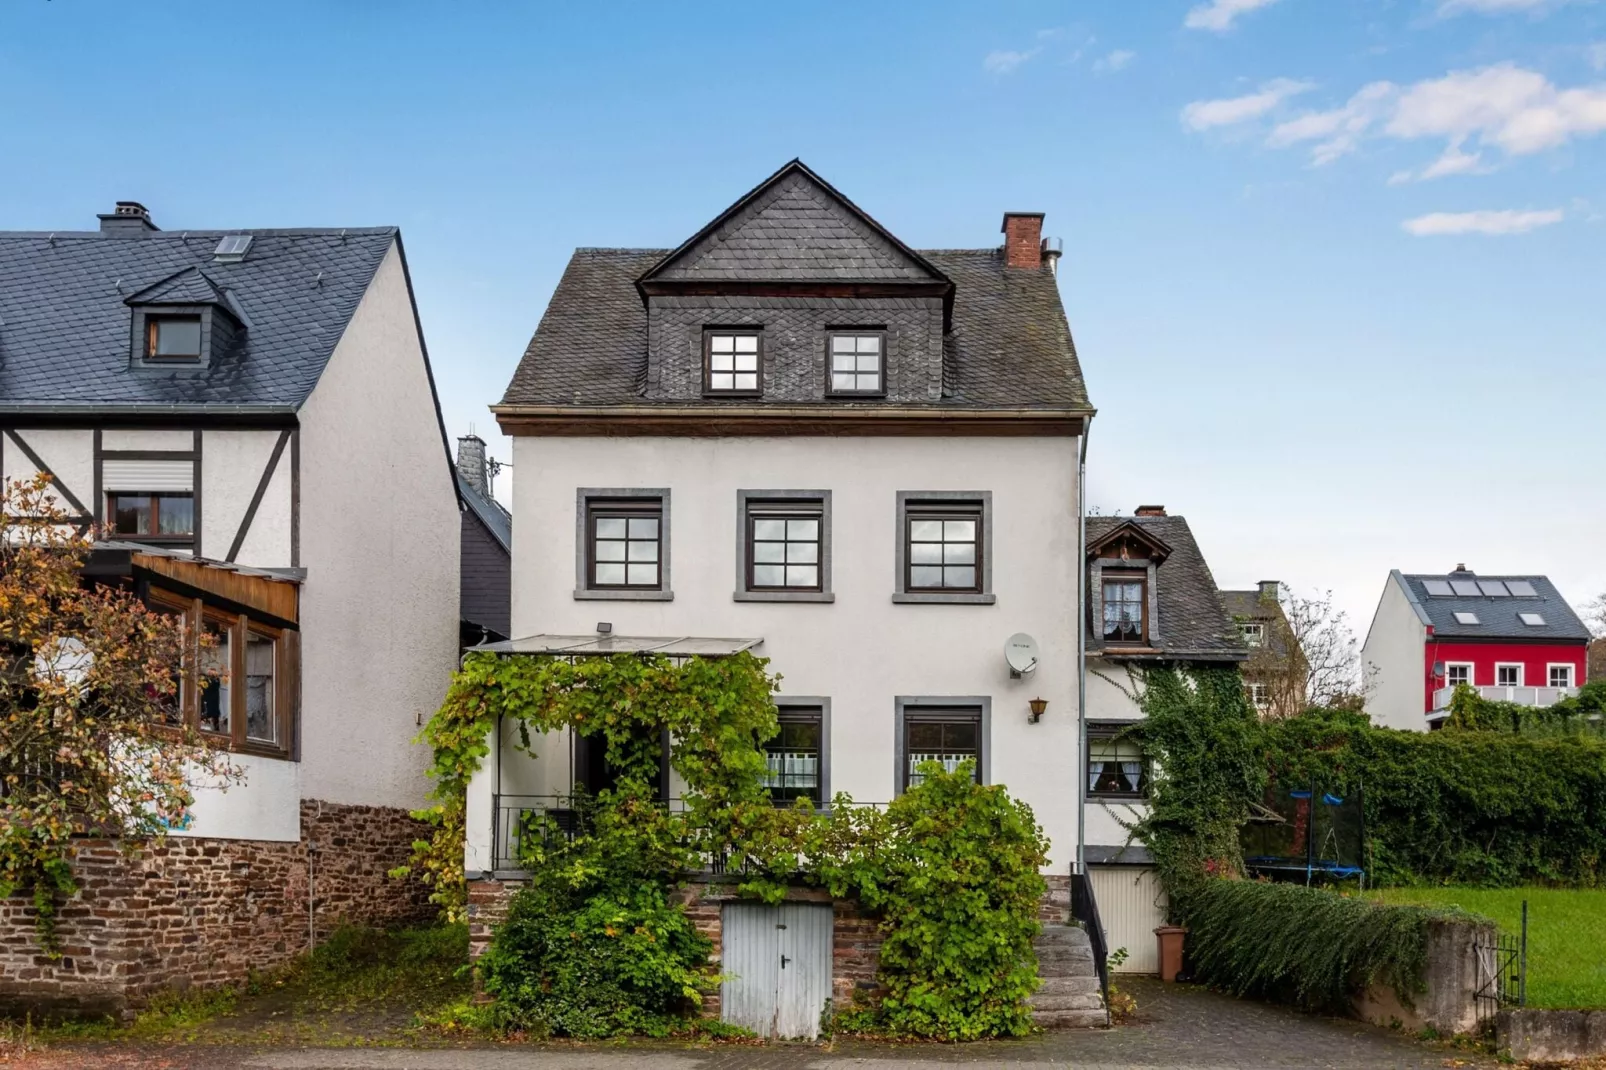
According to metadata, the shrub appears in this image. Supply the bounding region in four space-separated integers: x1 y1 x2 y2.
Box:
1179 879 1478 1012
831 762 1049 1040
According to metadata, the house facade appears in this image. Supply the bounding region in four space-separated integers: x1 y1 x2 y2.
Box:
1362 566 1589 731
1219 580 1303 717
0 201 460 1015
464 161 1098 1026
1082 506 1247 972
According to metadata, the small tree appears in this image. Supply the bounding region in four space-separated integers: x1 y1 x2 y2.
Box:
1585 593 1606 684
1242 585 1363 718
0 475 237 950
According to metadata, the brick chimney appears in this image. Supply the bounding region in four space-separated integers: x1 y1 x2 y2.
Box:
1134 504 1167 517
456 434 489 498
97 201 159 238
1001 212 1045 269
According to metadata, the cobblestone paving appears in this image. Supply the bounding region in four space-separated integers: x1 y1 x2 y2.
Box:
19 980 1500 1070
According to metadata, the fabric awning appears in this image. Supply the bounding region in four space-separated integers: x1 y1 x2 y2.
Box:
468 634 763 658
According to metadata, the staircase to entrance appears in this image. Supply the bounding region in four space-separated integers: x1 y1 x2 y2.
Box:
1030 923 1107 1028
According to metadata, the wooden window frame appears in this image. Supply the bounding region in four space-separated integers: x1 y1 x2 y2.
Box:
702 329 763 397
825 330 887 397
903 502 984 595
899 708 983 793
149 587 295 759
1101 570 1148 646
1086 727 1149 800
106 490 195 545
145 314 204 362
586 498 665 591
745 501 824 594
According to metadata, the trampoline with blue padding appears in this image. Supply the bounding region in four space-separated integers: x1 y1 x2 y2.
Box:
1241 781 1366 885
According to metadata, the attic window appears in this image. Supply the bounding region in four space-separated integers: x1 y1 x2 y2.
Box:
1453 611 1480 625
213 234 253 263
828 332 885 395
1519 612 1546 627
704 331 761 394
146 316 202 361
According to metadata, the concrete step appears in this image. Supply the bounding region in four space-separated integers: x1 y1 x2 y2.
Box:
1034 924 1093 948
1034 975 1101 997
1036 946 1095 968
1028 992 1106 1013
1031 1007 1107 1029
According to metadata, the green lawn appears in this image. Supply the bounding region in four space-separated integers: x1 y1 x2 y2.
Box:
1369 887 1606 1010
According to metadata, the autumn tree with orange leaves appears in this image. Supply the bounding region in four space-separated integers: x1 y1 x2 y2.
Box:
0 474 237 950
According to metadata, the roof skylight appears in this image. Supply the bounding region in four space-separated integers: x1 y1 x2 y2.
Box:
1478 581 1509 596
1519 612 1546 627
1450 580 1481 596
1507 581 1538 597
1423 580 1454 596
213 234 253 263
1454 611 1481 625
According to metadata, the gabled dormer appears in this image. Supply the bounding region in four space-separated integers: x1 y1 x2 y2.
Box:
634 160 954 405
1087 514 1172 650
125 264 248 371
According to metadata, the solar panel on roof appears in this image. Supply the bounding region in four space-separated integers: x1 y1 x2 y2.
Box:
1519 612 1546 626
1454 611 1480 625
1478 581 1509 596
1507 581 1537 597
213 234 253 262
1450 580 1481 596
1423 580 1454 596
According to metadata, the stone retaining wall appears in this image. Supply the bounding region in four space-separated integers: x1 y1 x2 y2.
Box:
1353 918 1497 1036
0 800 431 1020
1498 1009 1606 1063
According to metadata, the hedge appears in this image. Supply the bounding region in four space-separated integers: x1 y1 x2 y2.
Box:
1263 709 1606 887
1178 879 1479 1012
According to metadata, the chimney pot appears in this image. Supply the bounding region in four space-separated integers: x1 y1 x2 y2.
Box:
455 434 490 498
1041 236 1063 276
98 201 158 238
1134 504 1167 517
1001 212 1045 269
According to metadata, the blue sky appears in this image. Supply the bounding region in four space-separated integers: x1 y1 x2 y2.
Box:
3 0 1603 639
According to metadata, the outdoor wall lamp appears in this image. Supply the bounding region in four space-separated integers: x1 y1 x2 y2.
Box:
1028 697 1048 724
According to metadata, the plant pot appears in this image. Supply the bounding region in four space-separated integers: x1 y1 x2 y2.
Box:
1154 925 1187 982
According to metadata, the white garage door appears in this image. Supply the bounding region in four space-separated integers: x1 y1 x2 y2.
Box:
1089 866 1167 974
721 902 833 1038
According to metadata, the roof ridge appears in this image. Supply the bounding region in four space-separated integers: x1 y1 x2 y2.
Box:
0 226 398 240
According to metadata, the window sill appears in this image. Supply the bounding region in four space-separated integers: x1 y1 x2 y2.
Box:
574 588 674 602
892 592 996 605
1087 793 1148 803
734 590 835 603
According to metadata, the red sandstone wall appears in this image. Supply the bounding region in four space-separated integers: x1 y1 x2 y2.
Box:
0 800 432 1019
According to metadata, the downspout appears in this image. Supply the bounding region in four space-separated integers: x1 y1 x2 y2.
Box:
1076 425 1090 877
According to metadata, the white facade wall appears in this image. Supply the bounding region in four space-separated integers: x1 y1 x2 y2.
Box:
1 429 94 517
296 241 458 811
200 429 291 567
1083 661 1149 851
1361 575 1429 731
496 433 1083 869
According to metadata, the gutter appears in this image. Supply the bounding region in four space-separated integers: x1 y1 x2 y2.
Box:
491 403 1096 421
1076 424 1090 878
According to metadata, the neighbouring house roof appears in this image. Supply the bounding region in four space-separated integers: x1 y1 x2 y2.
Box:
1219 586 1298 662
456 471 511 554
1394 569 1591 642
0 225 397 412
1086 514 1246 662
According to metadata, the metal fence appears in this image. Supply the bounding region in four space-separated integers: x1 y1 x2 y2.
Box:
1472 900 1528 1023
1070 870 1111 1019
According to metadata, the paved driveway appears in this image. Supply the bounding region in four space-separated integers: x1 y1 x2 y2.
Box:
16 979 1498 1070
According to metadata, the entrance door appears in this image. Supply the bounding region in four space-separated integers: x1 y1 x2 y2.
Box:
721 902 832 1038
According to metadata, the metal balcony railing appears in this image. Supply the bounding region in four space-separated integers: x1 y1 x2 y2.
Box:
1432 685 1578 711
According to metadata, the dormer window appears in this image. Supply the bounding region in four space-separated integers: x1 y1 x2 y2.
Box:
705 331 761 394
147 316 203 361
828 332 884 395
1102 572 1147 644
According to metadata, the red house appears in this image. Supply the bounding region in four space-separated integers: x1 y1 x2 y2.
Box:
1361 566 1590 730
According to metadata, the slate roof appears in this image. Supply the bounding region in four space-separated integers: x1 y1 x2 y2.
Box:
0 225 396 411
456 471 512 553
1219 587 1297 661
500 246 1088 410
1395 570 1591 642
1086 514 1247 661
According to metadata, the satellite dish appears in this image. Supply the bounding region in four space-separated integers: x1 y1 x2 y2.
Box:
1005 633 1039 678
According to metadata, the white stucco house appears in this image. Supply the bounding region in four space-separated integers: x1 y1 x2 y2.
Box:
1080 507 1248 972
0 200 460 1015
463 161 1105 1027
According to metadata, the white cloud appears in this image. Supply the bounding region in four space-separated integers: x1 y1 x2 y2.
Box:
1185 0 1283 32
1386 143 1489 183
1181 78 1314 131
1094 49 1136 74
1263 63 1606 170
1401 208 1564 235
983 48 1040 75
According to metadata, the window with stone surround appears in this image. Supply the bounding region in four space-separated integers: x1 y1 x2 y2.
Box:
704 331 761 394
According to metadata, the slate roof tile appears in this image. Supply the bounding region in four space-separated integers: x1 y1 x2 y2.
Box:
1398 572 1591 641
1086 514 1246 660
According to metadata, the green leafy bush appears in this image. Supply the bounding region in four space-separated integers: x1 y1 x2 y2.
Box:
1181 879 1477 1012
829 762 1049 1040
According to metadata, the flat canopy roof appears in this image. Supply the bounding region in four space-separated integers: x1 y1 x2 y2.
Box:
469 634 764 658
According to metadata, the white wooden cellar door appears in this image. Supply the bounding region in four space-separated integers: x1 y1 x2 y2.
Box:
720 902 833 1039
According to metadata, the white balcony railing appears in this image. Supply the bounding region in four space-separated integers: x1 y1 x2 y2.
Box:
1432 685 1579 711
